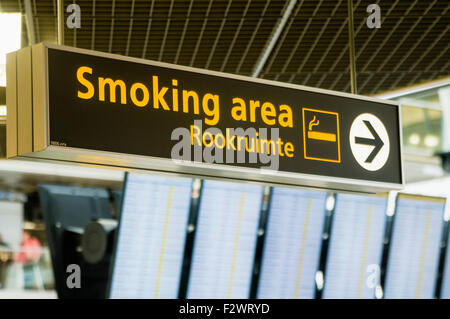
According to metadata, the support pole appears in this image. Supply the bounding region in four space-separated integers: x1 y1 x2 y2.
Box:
347 0 357 94
57 0 64 45
23 0 36 45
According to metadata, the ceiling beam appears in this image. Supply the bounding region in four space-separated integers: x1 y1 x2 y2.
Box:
425 43 450 75
24 0 36 45
141 1 155 59
125 0 135 56
219 0 252 72
91 0 96 50
262 2 303 77
327 13 367 91
205 0 233 69
359 0 418 75
189 0 214 67
108 0 116 53
409 24 449 73
173 0 194 64
374 1 437 74
158 0 174 61
251 0 298 77
278 0 308 77
234 0 271 74
295 0 339 80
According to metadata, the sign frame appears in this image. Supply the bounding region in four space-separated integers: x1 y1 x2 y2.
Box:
6 43 404 193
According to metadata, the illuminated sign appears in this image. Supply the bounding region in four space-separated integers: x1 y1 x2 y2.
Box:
302 108 341 163
6 43 403 193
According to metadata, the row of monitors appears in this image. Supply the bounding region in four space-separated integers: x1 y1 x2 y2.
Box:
109 173 450 299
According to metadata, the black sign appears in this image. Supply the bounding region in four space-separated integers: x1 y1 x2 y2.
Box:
44 45 403 192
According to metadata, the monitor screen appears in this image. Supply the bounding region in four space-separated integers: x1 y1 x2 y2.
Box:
39 184 112 229
323 193 388 299
440 222 450 299
257 188 327 299
187 180 263 298
109 174 192 299
39 184 113 298
384 194 445 299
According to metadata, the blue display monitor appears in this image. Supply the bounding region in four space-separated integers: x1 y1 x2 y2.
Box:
187 180 263 298
257 188 327 299
323 193 388 299
440 219 450 299
109 174 192 298
384 194 446 299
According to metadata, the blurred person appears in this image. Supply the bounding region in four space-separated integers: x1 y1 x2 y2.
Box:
14 231 42 290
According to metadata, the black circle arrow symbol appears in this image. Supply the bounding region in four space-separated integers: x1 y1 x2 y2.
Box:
354 120 384 163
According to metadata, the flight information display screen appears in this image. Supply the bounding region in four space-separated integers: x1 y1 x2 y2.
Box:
384 194 445 299
440 224 450 299
323 193 387 299
109 174 192 299
187 180 263 299
257 188 327 299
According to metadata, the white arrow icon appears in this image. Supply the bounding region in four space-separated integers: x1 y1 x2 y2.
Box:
349 113 390 171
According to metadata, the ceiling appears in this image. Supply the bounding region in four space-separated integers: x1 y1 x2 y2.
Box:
0 0 449 95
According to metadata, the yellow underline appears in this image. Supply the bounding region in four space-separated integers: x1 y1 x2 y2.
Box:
416 209 432 299
227 192 246 299
357 204 374 298
308 131 337 142
154 186 174 299
294 199 312 298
